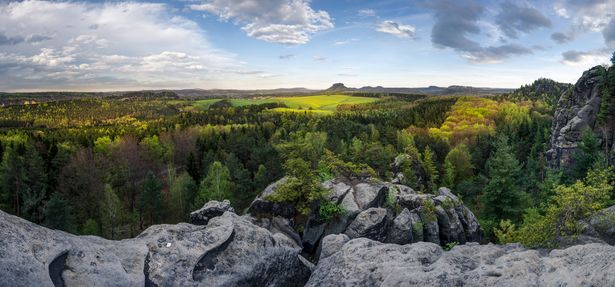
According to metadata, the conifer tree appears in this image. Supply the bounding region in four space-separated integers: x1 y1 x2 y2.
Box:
196 161 233 207
43 193 75 233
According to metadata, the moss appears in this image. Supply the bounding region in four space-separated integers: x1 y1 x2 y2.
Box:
421 199 437 223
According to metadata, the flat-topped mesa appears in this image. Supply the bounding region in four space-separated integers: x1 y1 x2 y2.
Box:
548 65 615 168
248 177 482 258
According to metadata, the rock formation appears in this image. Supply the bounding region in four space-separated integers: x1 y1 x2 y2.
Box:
0 205 310 287
548 65 615 168
249 177 481 258
307 236 615 286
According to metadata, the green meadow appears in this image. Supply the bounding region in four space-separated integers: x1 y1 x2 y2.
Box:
191 95 379 114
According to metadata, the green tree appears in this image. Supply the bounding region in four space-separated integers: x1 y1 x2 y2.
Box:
445 144 474 185
43 193 75 233
0 146 26 216
100 184 124 239
570 129 603 181
139 171 165 226
442 159 455 188
169 172 197 222
196 161 233 207
422 146 439 192
481 136 528 224
82 218 100 236
254 164 269 192
268 158 328 215
22 144 47 223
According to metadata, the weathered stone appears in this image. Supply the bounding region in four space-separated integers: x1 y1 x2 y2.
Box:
345 208 388 241
248 177 296 219
318 234 350 260
190 199 235 225
306 238 615 287
0 209 311 287
386 208 414 244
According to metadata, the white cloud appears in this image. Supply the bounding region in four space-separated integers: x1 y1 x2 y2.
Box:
561 49 611 66
189 0 333 44
0 0 240 91
358 9 376 17
555 0 615 44
376 21 416 39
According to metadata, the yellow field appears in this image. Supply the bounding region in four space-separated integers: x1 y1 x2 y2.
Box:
191 95 379 114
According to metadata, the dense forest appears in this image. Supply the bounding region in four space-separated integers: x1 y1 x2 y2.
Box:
1 64 614 249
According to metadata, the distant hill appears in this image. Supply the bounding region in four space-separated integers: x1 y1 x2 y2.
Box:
325 83 512 96
504 78 572 107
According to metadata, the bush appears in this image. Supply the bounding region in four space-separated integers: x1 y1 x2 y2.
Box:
319 200 346 221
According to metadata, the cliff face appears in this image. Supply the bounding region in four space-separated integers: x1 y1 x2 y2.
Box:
547 66 615 168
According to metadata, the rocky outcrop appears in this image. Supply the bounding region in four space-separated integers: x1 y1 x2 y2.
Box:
0 208 311 287
190 199 235 225
548 66 615 168
307 237 615 286
249 177 481 258
577 205 615 246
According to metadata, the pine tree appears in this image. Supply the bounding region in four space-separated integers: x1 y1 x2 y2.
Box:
481 136 528 223
139 171 165 226
422 146 439 192
442 159 455 188
254 164 269 192
570 129 603 181
22 145 47 223
43 193 75 233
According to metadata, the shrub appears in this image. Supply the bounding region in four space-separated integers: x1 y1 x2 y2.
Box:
319 200 346 221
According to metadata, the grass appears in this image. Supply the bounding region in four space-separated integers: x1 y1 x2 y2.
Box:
191 95 379 114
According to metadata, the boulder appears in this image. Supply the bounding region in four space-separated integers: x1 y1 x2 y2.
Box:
344 208 388 241
0 209 311 287
306 238 615 286
318 234 350 260
190 199 235 225
583 205 615 245
386 208 414 244
248 178 296 219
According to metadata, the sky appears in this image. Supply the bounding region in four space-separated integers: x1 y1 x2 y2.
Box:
0 0 614 92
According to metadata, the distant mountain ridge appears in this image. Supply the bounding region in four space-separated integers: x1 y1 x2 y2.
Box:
325 83 513 96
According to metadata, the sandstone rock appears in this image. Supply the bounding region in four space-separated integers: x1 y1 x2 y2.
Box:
306 238 615 287
584 205 615 245
190 199 235 225
345 208 388 241
248 177 296 219
0 209 311 287
386 208 414 244
319 234 350 260
548 66 614 168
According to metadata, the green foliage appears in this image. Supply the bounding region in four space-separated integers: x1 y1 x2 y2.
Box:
445 144 474 185
43 193 75 233
503 166 613 248
494 219 517 244
139 171 166 225
442 159 455 188
422 146 439 192
421 199 437 223
320 150 376 180
444 241 458 251
169 172 197 222
412 222 424 237
268 158 328 215
318 200 346 221
481 135 528 224
100 184 124 239
570 129 604 181
196 161 233 207
82 218 100 236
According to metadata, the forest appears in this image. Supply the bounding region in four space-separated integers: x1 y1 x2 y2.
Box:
0 72 614 248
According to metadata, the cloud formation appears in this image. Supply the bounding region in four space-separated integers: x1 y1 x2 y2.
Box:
425 0 532 63
495 1 551 39
0 0 239 91
358 9 376 17
561 48 611 66
190 0 333 44
376 21 416 39
551 32 574 44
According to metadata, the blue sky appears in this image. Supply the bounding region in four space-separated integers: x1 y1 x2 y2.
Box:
0 0 614 91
